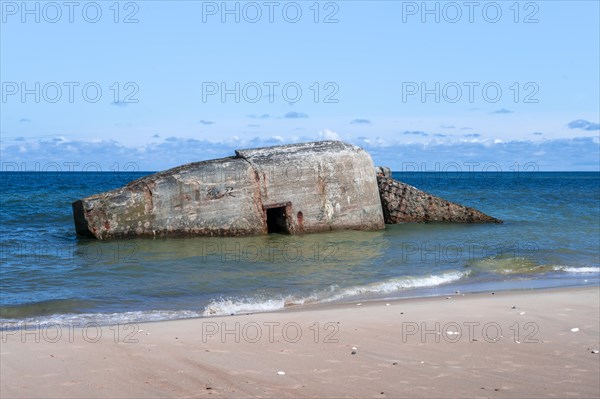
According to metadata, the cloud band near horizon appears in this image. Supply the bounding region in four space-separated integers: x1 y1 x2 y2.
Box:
1 135 598 172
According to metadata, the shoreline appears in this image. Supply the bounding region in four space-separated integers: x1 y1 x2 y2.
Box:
2 277 598 327
2 285 599 398
276 282 600 316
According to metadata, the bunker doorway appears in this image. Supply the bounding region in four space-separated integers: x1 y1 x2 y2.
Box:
266 205 290 234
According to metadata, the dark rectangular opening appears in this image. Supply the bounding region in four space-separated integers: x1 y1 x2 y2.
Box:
266 206 289 234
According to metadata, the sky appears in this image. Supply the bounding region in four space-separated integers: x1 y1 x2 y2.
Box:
1 0 599 171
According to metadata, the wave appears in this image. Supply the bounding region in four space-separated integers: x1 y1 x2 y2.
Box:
320 270 468 302
466 255 600 276
201 270 469 317
0 310 205 329
202 297 295 317
2 264 594 326
553 266 600 274
466 256 546 275
0 271 470 324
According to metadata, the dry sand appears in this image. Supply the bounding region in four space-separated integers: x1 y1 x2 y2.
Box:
2 286 599 398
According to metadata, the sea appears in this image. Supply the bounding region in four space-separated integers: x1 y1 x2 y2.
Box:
1 171 599 326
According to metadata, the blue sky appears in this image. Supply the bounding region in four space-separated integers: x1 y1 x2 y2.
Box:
1 0 599 171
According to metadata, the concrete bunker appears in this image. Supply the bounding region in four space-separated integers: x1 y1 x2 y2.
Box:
73 141 386 239
72 140 501 239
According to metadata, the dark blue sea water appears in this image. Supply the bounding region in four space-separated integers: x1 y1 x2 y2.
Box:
1 172 599 325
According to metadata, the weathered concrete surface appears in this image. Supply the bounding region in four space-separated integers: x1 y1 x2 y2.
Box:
377 175 502 224
73 141 385 239
73 156 266 238
236 141 384 234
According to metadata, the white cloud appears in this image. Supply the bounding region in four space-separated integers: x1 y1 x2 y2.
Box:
317 129 341 141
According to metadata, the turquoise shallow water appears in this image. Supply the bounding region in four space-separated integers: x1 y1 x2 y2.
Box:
1 172 598 325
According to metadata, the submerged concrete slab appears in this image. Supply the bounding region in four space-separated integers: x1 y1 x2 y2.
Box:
377 175 502 224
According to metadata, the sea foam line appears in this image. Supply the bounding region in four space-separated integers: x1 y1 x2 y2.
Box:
202 270 469 317
1 271 470 325
553 266 600 274
0 310 205 328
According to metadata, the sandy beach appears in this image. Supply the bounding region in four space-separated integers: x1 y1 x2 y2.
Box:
2 286 599 398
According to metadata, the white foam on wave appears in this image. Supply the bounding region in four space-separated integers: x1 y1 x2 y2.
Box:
202 297 290 317
553 266 600 274
321 270 469 302
0 309 205 328
2 272 471 324
200 271 469 316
